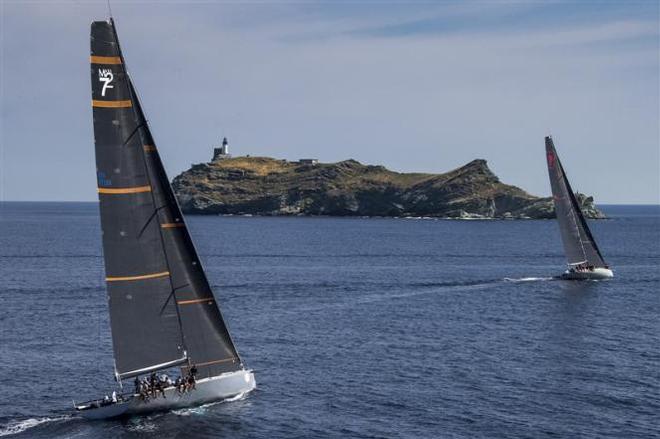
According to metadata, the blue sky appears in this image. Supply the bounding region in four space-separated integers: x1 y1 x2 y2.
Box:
1 0 658 203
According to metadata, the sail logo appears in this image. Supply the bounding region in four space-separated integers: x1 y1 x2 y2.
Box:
547 151 555 168
98 69 114 97
97 171 112 186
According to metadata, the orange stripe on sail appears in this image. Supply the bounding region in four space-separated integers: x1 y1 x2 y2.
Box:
161 223 185 229
143 145 157 152
92 100 132 108
106 271 170 282
98 185 151 194
177 297 214 305
90 56 122 64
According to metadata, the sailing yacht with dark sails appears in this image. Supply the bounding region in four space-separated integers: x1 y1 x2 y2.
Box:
74 19 255 419
545 136 613 280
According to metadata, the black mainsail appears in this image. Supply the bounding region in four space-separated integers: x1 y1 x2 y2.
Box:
91 19 242 382
544 136 607 268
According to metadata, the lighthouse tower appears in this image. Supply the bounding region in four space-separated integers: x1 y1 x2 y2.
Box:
212 137 232 161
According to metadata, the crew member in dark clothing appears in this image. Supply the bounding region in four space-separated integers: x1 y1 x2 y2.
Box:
149 372 157 397
134 376 140 395
156 380 166 398
190 364 198 390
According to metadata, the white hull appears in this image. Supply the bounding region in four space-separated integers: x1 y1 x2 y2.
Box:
76 369 255 420
561 267 614 280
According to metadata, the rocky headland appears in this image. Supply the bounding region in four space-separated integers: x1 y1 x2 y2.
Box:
172 156 605 219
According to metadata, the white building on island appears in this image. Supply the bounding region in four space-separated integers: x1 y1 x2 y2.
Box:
212 137 232 161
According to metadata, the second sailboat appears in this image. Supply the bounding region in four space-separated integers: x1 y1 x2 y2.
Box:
545 136 613 280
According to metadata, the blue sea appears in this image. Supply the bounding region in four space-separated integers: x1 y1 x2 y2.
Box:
0 203 658 438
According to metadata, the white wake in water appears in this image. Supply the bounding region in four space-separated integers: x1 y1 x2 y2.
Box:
503 276 554 283
0 416 70 437
172 391 248 416
297 281 501 313
223 391 248 403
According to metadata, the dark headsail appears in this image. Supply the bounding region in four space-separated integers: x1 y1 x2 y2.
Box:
91 19 242 381
545 136 607 268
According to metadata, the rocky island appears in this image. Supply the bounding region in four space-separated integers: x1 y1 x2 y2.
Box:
172 141 605 219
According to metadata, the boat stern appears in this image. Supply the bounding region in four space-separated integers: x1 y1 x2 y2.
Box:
76 400 132 420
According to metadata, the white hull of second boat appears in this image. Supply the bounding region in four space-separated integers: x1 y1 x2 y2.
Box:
561 267 614 280
77 369 255 420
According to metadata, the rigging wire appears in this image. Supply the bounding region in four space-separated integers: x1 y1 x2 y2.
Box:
97 252 103 379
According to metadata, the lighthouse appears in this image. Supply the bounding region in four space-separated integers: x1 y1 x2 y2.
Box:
212 137 232 161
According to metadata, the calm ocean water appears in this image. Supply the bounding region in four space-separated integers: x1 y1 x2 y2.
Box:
0 202 658 438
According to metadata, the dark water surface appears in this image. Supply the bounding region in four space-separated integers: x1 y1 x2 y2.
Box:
0 203 658 438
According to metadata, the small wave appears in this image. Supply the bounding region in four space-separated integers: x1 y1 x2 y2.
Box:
125 420 158 433
0 416 70 437
503 276 554 283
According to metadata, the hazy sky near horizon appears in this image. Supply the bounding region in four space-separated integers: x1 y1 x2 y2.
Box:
1 0 658 203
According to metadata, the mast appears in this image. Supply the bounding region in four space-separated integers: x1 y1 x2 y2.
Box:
91 19 243 381
545 136 606 268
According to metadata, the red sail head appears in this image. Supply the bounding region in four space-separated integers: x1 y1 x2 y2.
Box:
546 151 556 168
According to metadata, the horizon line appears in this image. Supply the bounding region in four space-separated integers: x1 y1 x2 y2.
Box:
1 200 659 207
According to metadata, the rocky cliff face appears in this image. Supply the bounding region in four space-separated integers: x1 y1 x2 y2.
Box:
172 157 605 219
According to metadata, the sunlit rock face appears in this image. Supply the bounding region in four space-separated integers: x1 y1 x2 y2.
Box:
172 157 605 219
